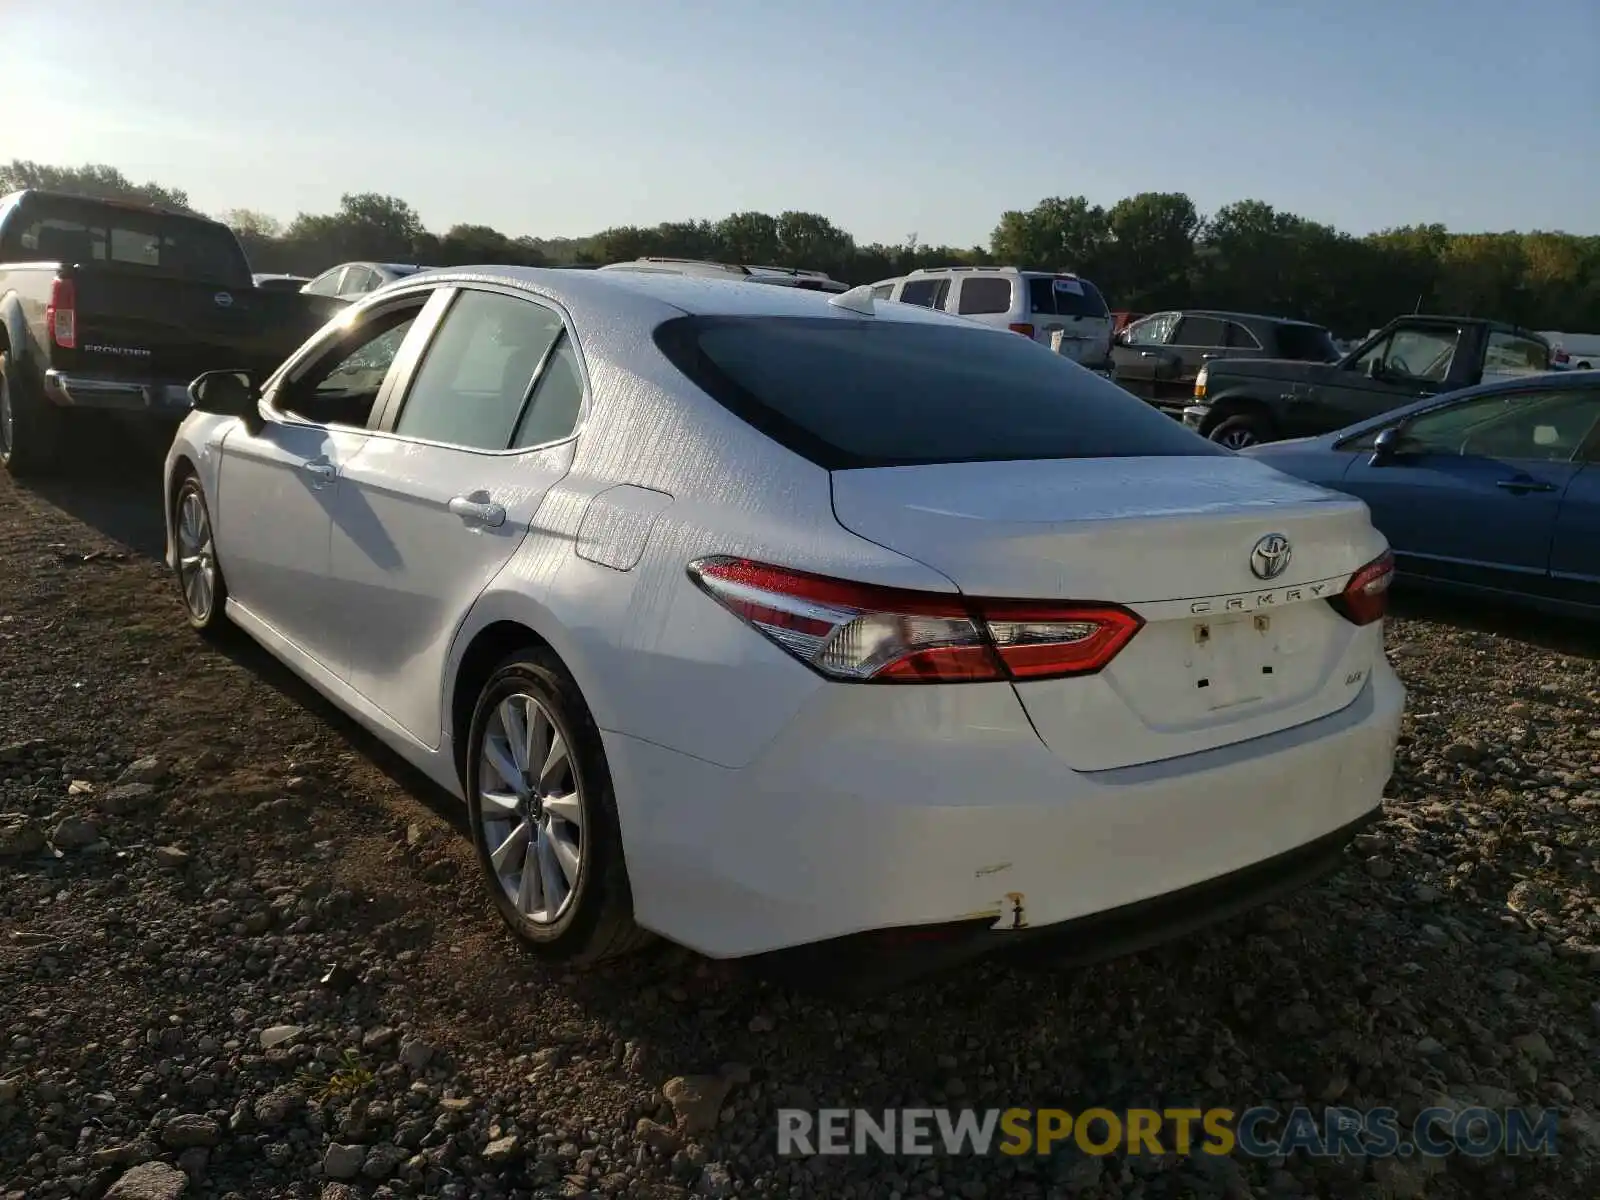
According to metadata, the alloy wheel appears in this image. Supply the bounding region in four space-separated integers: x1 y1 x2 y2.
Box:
478 692 584 924
1217 427 1259 449
176 488 218 622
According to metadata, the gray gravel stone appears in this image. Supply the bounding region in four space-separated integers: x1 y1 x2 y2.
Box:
103 1161 189 1199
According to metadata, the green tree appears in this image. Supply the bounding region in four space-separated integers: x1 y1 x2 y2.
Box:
990 196 1111 274
0 160 194 211
1104 192 1200 310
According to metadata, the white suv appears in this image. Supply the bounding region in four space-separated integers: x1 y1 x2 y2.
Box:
870 266 1115 366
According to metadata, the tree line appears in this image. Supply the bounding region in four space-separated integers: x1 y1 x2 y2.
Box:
5 159 1597 338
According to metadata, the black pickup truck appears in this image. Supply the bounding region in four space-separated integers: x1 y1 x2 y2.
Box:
1180 314 1552 448
0 189 346 475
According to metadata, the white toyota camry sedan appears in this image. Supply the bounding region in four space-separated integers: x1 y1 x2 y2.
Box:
163 267 1404 981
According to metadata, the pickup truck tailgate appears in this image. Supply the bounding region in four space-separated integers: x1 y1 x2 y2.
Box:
62 267 340 381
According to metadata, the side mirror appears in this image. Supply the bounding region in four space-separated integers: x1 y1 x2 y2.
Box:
1369 426 1414 465
189 370 261 432
1365 357 1386 380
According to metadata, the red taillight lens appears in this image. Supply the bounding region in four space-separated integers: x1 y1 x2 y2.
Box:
1008 323 1035 338
1329 550 1393 626
687 557 1143 683
46 278 76 348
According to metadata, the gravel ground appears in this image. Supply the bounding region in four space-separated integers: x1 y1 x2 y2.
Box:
2 448 1598 1200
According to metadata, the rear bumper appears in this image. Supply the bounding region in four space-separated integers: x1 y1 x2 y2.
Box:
44 370 193 416
751 804 1380 994
604 658 1405 960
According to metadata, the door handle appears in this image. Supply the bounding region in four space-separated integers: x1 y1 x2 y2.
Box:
449 495 507 527
1495 479 1557 493
1201 352 1223 360
302 458 336 484
1139 350 1159 358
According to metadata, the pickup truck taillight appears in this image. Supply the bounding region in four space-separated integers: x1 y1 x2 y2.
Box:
46 278 76 348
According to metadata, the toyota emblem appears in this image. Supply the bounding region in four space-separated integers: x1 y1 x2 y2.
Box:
213 291 233 308
1250 533 1292 581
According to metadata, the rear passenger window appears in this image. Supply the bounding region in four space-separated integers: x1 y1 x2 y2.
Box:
342 267 378 295
1227 322 1262 349
511 337 584 448
898 279 945 308
956 277 1012 315
393 289 565 451
1172 316 1227 346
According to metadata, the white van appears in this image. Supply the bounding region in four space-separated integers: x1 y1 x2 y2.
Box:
869 266 1114 366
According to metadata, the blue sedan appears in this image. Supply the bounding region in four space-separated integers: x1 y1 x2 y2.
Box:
1242 372 1600 617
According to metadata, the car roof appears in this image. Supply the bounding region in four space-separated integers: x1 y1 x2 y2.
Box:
1170 309 1330 330
408 264 996 328
1401 314 1548 340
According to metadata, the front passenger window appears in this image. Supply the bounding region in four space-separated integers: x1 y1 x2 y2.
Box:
277 307 420 427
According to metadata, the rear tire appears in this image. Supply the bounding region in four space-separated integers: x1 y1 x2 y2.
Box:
465 648 650 964
1209 413 1273 450
0 350 65 478
172 473 232 637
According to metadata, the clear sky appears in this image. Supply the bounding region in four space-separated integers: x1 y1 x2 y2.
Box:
3 0 1595 245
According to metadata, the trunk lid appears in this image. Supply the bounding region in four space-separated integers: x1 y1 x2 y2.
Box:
830 455 1387 770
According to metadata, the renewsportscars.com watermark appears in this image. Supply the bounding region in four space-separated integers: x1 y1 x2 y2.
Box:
777 1106 1561 1159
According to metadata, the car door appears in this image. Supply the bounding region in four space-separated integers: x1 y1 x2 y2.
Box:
1151 314 1229 409
1547 421 1600 606
213 292 438 669
329 283 587 747
1109 311 1178 400
1305 323 1463 432
1337 387 1600 593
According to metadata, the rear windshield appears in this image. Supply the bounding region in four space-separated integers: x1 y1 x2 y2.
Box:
654 315 1228 469
4 199 250 286
1274 322 1340 362
1028 276 1110 320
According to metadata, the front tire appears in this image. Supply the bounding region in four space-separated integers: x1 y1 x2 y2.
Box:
0 350 65 478
1209 413 1273 450
465 648 648 964
172 474 231 636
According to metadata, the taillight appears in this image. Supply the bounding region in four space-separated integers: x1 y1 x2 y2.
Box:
1328 550 1393 626
687 557 1142 683
1008 323 1035 338
46 278 76 348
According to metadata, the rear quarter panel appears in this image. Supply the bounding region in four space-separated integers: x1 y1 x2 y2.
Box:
444 282 963 771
